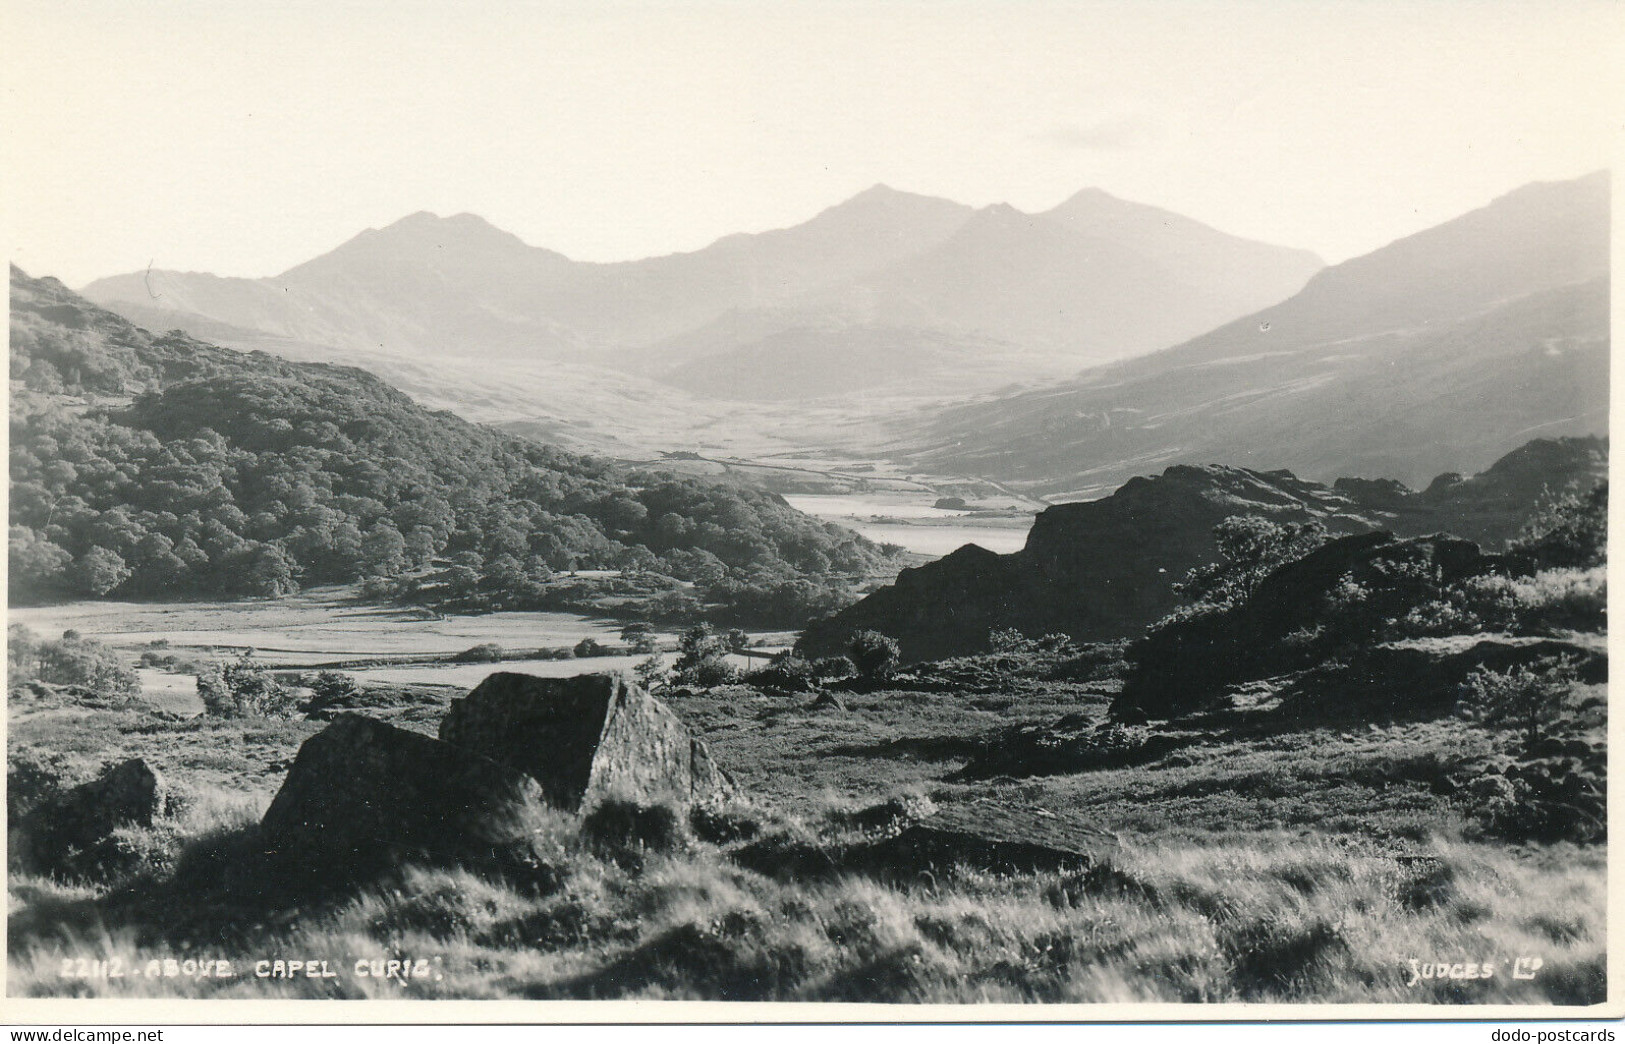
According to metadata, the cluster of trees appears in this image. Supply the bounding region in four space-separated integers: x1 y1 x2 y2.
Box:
9 273 899 628
7 623 139 697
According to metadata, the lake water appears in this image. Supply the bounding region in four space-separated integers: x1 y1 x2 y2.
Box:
783 494 1033 556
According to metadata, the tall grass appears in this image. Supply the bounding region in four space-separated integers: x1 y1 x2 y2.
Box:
8 800 1604 1003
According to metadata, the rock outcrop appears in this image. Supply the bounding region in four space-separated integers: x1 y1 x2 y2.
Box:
1118 532 1498 719
260 713 545 878
439 672 733 811
798 437 1606 662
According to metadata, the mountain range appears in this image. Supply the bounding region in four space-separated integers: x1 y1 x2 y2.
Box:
80 185 1323 404
890 172 1610 497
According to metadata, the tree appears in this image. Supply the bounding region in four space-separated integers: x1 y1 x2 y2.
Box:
633 654 668 690
360 523 408 578
9 526 71 600
235 543 301 597
1175 516 1329 610
620 622 659 654
671 623 738 687
70 547 132 597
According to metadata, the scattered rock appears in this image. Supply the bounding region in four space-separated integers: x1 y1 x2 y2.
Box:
439 672 733 811
860 821 1097 877
809 690 848 712
953 717 1184 780
260 713 545 879
733 803 1111 882
20 758 166 875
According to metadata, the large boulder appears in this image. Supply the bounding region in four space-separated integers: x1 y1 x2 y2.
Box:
260 713 545 878
439 672 733 811
19 758 166 874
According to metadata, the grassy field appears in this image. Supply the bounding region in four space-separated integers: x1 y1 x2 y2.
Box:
7 654 1606 1005
9 590 646 662
10 591 793 702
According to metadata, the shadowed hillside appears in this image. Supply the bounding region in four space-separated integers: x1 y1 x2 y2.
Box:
797 437 1606 661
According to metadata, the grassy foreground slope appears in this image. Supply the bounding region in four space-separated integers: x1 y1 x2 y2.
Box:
7 639 1604 1003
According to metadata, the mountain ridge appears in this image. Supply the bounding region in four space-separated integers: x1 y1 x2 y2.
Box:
80 185 1324 398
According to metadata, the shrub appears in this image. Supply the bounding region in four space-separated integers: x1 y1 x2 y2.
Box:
451 642 505 664
1459 567 1606 635
749 653 818 692
580 796 690 868
306 670 359 700
1458 655 1583 751
688 802 765 845
848 630 900 680
812 656 857 682
682 657 741 688
989 628 1038 654
573 637 606 658
196 654 298 719
1509 483 1606 570
297 670 362 717
7 748 71 821
1468 739 1605 844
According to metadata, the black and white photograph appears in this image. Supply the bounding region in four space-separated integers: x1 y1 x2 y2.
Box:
3 0 1618 1018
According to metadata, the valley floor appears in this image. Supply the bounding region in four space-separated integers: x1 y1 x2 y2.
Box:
9 591 796 712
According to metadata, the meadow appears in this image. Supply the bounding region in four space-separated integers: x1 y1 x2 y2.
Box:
10 589 792 702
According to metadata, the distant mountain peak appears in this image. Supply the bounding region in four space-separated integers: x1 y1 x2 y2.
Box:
814 183 971 220
277 209 570 284
368 209 518 241
1054 186 1120 205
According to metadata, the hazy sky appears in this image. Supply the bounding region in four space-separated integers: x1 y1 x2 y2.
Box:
4 0 1620 286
